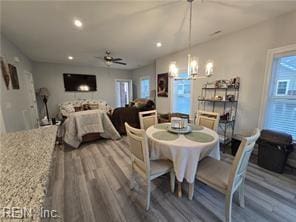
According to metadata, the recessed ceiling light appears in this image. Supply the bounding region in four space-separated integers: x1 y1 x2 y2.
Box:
68 56 74 60
74 19 83 28
156 42 162 47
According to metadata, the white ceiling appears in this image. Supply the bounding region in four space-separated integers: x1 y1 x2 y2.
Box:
1 0 296 70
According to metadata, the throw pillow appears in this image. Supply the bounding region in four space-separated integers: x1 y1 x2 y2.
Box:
63 104 75 113
83 104 91 110
89 104 99 110
74 106 83 112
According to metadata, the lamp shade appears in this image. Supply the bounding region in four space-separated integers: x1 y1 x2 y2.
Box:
38 87 50 97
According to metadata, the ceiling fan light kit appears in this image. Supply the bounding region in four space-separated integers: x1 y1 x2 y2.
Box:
169 0 214 80
95 50 127 66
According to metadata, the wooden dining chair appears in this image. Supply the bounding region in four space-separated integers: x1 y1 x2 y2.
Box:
196 110 220 132
139 110 158 130
125 122 175 210
196 128 260 222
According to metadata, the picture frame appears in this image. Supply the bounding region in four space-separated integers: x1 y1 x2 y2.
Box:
1 57 10 89
157 73 168 97
8 64 20 89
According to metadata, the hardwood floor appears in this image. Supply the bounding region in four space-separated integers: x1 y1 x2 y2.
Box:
44 137 296 222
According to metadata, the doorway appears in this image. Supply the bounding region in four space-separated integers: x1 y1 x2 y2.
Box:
115 79 133 107
23 71 39 129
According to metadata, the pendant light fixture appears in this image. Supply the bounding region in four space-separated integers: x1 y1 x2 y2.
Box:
169 0 214 79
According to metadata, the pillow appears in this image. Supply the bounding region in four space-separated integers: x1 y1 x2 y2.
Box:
63 104 75 113
74 106 83 112
89 104 99 110
135 102 145 109
83 104 91 110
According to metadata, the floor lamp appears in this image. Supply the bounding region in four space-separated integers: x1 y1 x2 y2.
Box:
38 87 50 123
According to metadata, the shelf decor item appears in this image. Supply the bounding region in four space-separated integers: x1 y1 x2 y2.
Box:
229 77 240 88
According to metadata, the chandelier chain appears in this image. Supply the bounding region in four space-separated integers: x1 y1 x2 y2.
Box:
169 0 214 79
188 0 193 55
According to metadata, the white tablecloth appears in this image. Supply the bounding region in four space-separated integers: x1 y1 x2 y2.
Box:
146 123 220 183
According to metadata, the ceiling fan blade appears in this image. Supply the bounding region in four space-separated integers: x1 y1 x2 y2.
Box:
112 58 122 61
113 61 127 65
95 56 104 60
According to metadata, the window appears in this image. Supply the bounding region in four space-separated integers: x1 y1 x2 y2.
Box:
140 78 150 98
172 73 191 114
264 54 296 139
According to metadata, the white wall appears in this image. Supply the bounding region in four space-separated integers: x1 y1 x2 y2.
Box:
0 106 6 133
32 62 132 117
131 63 156 99
155 11 296 132
0 34 34 132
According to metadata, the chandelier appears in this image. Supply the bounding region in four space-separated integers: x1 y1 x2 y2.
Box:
169 0 214 79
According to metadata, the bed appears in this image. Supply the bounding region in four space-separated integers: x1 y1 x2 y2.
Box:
60 109 120 148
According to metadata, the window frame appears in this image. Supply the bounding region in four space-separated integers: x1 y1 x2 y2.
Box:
115 79 133 107
259 44 296 141
171 72 193 116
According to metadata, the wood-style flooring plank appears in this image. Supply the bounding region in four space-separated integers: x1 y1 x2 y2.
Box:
45 137 296 222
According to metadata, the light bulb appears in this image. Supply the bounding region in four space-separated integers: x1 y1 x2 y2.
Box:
156 42 162 47
74 19 83 28
190 57 198 75
106 60 112 66
169 62 178 77
205 60 214 76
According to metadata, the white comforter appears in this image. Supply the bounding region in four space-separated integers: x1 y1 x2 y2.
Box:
61 110 120 148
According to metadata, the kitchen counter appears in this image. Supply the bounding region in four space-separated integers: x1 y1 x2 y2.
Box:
0 126 57 221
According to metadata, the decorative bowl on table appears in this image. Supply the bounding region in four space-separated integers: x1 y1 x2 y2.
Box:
168 117 192 134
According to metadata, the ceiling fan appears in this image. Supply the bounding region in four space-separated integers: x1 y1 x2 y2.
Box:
95 50 127 66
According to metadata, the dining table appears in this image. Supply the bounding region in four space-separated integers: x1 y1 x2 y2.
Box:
146 122 220 200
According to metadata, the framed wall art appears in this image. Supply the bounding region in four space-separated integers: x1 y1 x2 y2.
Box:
8 64 20 89
157 73 168 97
1 57 10 89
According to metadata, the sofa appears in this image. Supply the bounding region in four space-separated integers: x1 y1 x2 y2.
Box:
59 99 112 118
111 99 155 134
